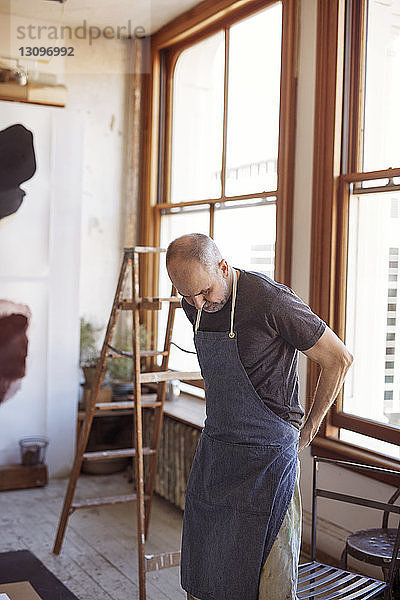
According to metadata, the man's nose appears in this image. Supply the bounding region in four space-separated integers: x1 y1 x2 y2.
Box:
193 296 206 310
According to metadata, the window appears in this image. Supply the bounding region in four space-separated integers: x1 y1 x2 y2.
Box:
362 0 400 173
142 0 298 391
170 32 225 204
310 0 400 480
342 191 400 458
158 2 286 267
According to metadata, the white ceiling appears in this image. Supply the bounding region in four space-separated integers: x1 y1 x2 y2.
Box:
0 0 202 35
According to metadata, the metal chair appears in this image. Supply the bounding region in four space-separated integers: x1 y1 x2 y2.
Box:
296 456 400 600
341 481 400 596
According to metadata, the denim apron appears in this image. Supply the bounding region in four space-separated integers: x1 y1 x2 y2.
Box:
181 268 300 600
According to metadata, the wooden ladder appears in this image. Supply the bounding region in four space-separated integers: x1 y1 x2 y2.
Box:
53 246 201 600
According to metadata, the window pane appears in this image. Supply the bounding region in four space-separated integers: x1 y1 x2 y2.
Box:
225 3 282 196
363 0 400 171
213 200 276 277
339 429 400 460
170 32 225 203
158 209 209 373
344 191 400 434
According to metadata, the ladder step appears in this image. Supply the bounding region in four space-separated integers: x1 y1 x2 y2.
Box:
145 551 181 572
71 493 151 510
142 296 181 303
119 297 181 311
83 447 156 461
140 370 202 384
107 349 168 358
95 399 162 410
125 246 166 255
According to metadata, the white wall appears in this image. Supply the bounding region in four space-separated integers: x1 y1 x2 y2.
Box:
0 103 83 477
0 11 130 326
294 0 397 576
0 14 130 476
63 35 130 329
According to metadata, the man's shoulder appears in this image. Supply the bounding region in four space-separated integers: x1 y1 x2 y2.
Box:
239 268 289 302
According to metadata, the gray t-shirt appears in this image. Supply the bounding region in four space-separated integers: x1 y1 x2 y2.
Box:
182 268 326 429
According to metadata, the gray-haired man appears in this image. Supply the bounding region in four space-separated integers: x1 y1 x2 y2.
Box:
166 233 353 600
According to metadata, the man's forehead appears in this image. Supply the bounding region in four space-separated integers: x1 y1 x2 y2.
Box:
168 260 212 295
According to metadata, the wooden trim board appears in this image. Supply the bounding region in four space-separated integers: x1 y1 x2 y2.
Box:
0 464 47 491
0 551 78 600
0 582 43 600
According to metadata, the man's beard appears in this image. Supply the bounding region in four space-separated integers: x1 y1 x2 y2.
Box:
202 276 231 313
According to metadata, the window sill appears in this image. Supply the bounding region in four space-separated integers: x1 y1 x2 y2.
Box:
163 392 206 430
311 435 400 488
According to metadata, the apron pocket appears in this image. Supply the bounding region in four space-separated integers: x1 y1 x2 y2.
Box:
186 432 284 515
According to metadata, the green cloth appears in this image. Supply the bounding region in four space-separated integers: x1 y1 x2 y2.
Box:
258 457 302 600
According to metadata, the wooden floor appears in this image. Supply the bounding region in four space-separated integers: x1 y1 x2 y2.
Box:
0 471 186 600
0 470 314 600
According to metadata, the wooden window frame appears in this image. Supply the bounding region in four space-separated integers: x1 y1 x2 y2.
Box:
139 0 298 322
309 0 400 486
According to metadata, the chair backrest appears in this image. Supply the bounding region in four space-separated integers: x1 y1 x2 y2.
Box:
382 487 400 529
311 455 400 589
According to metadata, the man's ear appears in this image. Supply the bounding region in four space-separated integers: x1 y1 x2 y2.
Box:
218 259 229 278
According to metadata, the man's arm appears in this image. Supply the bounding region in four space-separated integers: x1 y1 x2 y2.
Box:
298 326 353 453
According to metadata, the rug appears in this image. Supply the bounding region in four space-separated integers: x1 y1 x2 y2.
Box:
0 550 79 600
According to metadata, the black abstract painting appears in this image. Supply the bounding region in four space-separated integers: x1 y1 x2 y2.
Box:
0 123 36 220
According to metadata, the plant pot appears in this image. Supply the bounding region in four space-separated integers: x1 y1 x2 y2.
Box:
111 381 134 397
82 365 97 386
82 456 129 475
82 386 112 410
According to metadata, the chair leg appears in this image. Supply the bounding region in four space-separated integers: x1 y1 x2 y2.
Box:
393 568 400 600
340 546 348 569
384 565 400 600
384 585 392 600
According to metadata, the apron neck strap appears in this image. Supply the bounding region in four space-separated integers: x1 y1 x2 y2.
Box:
194 266 238 337
229 267 237 338
194 300 202 333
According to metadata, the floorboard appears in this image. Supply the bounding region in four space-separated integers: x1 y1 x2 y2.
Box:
0 471 186 600
0 470 310 599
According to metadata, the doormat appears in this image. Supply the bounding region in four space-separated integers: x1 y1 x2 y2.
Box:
0 550 79 600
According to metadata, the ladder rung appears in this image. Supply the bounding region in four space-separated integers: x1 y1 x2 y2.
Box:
140 370 202 384
107 349 168 358
118 301 136 310
125 246 166 255
142 296 181 303
145 551 181 572
83 447 156 461
95 400 162 410
119 297 181 311
71 493 150 510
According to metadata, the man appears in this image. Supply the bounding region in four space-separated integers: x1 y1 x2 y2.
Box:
166 233 353 600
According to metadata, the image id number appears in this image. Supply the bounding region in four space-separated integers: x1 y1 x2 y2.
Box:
19 47 74 57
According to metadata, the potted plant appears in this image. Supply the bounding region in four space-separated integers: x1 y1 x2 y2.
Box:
79 317 102 386
79 318 113 409
107 324 148 396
